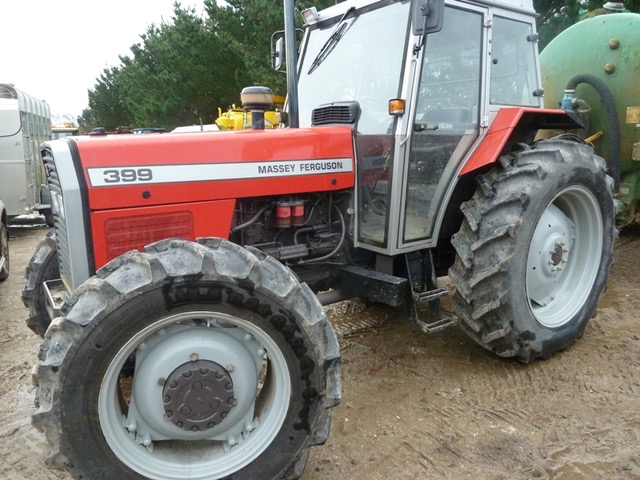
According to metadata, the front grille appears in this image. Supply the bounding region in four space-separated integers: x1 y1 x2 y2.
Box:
42 146 71 285
54 216 71 286
42 146 61 190
311 102 359 126
104 212 194 261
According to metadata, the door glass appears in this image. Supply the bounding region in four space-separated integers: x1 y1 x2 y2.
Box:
490 17 539 106
404 6 483 243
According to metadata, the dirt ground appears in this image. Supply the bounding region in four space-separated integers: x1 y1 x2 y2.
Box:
1 222 639 480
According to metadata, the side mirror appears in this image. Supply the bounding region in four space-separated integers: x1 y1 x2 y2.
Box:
271 31 285 71
412 0 444 36
271 28 304 72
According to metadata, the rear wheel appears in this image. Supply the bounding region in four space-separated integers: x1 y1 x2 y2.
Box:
0 221 9 281
449 136 615 362
22 231 59 335
33 238 340 479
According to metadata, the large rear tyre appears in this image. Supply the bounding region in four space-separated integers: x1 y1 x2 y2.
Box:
22 231 59 336
0 221 8 281
449 136 615 363
33 238 340 480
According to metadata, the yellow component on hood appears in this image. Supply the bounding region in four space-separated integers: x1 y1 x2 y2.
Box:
216 96 285 130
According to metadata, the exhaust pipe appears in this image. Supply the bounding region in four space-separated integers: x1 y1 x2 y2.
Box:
284 0 299 128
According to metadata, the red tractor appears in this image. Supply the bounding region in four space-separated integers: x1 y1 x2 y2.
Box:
26 0 615 478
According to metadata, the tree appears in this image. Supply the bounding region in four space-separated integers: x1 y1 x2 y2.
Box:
83 0 336 130
82 66 131 130
83 3 247 131
534 0 640 49
203 0 337 100
120 5 246 128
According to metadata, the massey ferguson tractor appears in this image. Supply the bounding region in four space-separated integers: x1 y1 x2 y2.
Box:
26 0 617 479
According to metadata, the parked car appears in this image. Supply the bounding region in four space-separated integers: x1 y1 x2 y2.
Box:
132 127 166 134
170 124 219 133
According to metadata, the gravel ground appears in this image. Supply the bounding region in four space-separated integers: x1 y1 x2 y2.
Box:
1 222 639 480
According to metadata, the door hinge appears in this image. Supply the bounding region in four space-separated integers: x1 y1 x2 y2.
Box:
480 115 489 127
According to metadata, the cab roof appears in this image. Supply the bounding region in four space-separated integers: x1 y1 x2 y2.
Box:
313 0 536 24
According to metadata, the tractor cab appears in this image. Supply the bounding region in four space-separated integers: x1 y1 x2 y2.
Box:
294 0 541 255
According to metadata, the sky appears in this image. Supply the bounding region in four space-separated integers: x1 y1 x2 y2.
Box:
0 1 205 124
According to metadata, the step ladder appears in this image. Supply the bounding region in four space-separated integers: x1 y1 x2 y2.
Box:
404 251 458 334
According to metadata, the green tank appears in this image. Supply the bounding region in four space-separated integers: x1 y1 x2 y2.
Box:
540 12 640 226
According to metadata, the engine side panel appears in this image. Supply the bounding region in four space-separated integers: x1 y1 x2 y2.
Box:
90 199 235 268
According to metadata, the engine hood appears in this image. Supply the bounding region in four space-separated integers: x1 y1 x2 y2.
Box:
69 126 355 210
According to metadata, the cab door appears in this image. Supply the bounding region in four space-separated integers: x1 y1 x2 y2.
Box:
399 2 487 247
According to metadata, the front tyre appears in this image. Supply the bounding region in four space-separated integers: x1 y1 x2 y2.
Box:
22 231 59 336
449 136 615 363
33 238 340 479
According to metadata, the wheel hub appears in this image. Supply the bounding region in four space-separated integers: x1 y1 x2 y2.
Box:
549 242 565 267
543 238 569 274
163 360 235 432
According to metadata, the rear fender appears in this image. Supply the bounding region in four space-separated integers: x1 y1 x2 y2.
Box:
459 108 582 176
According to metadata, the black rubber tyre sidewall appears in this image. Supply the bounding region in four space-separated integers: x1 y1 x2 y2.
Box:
0 221 9 281
58 280 324 480
23 232 59 335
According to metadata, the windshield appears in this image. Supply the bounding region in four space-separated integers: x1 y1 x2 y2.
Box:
298 1 411 134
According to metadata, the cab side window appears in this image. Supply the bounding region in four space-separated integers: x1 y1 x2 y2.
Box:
490 16 540 106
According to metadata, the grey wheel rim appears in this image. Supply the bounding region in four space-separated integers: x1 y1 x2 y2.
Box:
526 186 603 328
98 311 291 480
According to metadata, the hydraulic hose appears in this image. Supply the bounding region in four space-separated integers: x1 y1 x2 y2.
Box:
564 74 620 192
231 205 269 233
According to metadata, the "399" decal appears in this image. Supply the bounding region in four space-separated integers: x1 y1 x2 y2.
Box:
102 168 153 183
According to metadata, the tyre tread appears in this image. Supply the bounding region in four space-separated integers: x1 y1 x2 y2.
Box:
449 137 615 363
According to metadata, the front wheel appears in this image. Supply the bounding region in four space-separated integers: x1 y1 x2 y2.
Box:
449 135 615 363
33 238 340 479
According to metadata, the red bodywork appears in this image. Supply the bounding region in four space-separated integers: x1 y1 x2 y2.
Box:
461 107 579 176
71 127 355 268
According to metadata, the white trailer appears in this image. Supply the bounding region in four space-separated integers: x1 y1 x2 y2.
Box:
0 83 51 220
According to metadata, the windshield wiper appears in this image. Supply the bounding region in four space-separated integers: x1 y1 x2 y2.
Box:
307 6 356 75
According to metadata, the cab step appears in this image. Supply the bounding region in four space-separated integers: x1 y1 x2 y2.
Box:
413 309 459 334
405 251 458 334
414 286 448 304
